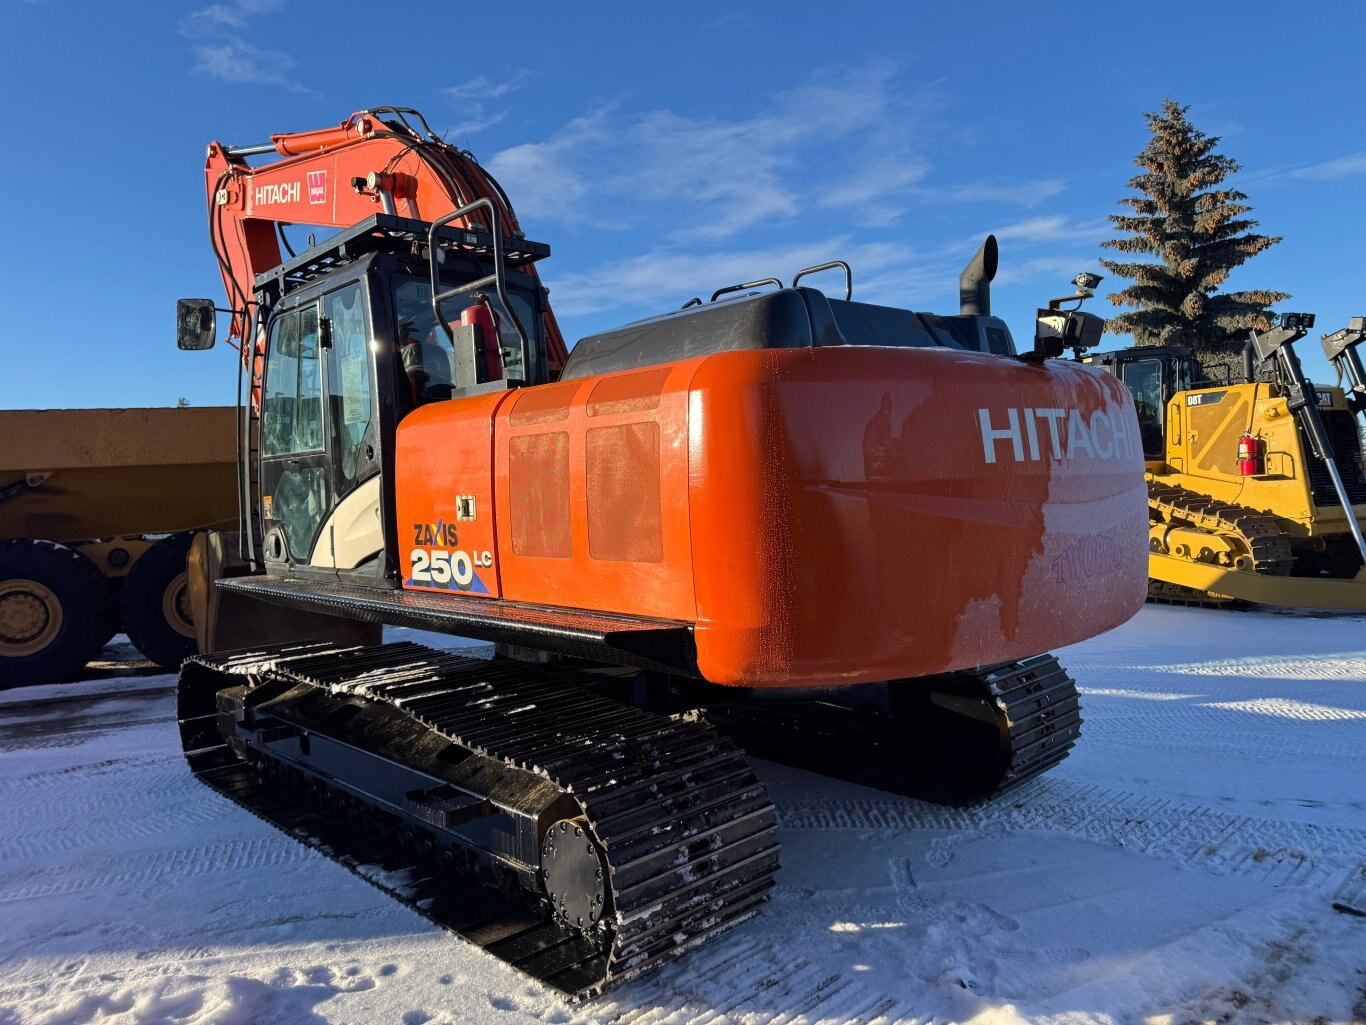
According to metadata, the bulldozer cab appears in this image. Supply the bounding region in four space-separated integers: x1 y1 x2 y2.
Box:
246 214 551 585
1083 346 1195 461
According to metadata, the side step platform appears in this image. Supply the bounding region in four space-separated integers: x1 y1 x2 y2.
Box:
216 577 699 675
177 640 778 998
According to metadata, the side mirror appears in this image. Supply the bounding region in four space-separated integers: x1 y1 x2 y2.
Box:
177 299 217 350
1032 308 1104 359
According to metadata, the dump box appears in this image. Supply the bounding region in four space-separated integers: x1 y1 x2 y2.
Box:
1 407 238 684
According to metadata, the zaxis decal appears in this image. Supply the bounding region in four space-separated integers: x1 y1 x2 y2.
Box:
406 519 493 593
414 519 459 547
407 547 493 592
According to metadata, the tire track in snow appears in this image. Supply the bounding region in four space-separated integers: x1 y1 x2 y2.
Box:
0 716 169 753
1078 712 1366 761
0 837 318 904
1076 682 1366 749
1201 697 1366 721
594 937 906 1025
0 752 176 795
0 764 192 817
1081 717 1366 755
1121 652 1366 680
0 796 226 861
0 680 174 714
0 762 211 858
776 778 1366 887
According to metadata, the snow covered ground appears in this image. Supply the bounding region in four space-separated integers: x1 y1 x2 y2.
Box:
0 608 1363 1024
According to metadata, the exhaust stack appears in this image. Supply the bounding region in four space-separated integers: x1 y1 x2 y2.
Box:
960 235 999 317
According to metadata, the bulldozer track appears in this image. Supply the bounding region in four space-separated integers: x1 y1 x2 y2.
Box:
177 641 780 999
1147 480 1295 600
707 654 1081 805
1145 479 1299 604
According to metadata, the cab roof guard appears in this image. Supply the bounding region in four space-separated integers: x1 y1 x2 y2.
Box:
254 212 550 301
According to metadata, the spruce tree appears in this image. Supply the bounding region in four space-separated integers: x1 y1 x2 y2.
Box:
1101 99 1288 369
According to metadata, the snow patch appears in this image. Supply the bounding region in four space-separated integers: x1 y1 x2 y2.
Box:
0 611 1363 1022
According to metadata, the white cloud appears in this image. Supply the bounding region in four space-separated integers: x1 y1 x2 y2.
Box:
992 215 1110 245
443 71 534 102
485 67 1066 246
444 111 507 140
473 66 1095 331
914 179 1066 207
1243 149 1366 186
822 159 934 208
180 1 307 92
180 0 282 34
441 71 535 140
993 215 1072 242
190 42 312 93
543 237 920 318
485 67 908 239
541 232 1106 331
1285 152 1366 181
487 110 612 222
995 254 1104 287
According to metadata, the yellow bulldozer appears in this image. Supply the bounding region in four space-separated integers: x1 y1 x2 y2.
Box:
1082 311 1366 609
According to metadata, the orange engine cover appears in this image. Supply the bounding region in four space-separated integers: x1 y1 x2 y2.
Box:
396 347 1148 687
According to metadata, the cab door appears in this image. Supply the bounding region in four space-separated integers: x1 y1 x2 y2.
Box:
259 278 387 576
313 280 385 575
260 301 331 568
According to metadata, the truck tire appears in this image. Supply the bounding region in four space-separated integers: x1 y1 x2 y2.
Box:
0 539 112 687
121 533 197 671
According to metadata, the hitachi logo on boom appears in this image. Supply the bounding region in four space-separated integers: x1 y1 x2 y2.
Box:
977 407 1135 463
254 181 300 207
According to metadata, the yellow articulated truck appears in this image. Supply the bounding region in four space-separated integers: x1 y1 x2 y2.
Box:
0 407 238 685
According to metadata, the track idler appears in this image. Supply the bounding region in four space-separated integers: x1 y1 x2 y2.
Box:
542 817 610 931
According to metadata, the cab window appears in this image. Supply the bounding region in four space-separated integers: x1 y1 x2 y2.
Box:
262 306 322 457
1122 359 1163 458
391 276 538 407
324 283 373 485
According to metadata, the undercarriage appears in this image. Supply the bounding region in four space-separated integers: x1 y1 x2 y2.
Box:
178 639 1081 995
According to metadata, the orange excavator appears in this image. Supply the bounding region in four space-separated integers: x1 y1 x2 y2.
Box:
175 107 1148 996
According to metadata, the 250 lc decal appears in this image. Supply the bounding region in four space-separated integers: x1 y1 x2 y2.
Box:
407 520 493 594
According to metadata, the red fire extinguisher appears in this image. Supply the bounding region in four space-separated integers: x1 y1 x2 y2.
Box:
1237 432 1263 476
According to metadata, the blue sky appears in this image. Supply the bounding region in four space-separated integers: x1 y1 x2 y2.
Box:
3 1 1365 409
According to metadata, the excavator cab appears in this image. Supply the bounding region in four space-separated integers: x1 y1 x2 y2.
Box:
250 213 551 583
1082 345 1195 463
175 213 554 651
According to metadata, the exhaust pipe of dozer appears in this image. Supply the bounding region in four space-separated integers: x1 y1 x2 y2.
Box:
960 235 999 317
